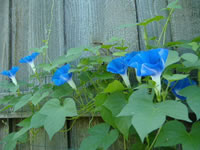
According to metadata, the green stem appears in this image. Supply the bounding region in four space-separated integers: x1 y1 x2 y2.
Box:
157 8 174 47
148 127 162 150
123 136 127 150
144 26 150 49
198 70 200 86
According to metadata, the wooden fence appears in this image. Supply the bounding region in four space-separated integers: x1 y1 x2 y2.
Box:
0 0 200 149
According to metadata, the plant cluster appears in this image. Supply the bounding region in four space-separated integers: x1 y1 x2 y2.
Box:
0 0 200 150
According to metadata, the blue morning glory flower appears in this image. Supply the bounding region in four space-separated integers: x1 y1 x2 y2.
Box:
107 57 128 75
19 52 40 73
128 48 168 77
169 78 197 100
124 51 138 64
1 66 19 85
52 64 77 90
128 48 168 99
107 57 130 87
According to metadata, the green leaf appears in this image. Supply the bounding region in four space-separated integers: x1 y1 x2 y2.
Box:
31 91 49 106
167 0 182 9
0 95 15 105
100 106 117 128
165 50 180 67
65 47 85 62
31 112 46 128
119 88 190 141
114 47 128 51
50 84 73 98
181 53 198 63
179 86 200 119
79 123 119 150
188 42 200 51
14 117 31 139
103 92 127 116
114 116 132 140
163 74 189 81
94 93 108 107
14 94 32 111
155 121 200 150
2 133 17 150
0 80 19 93
138 16 165 26
104 80 125 93
156 100 190 122
40 98 77 140
113 51 127 56
101 44 115 49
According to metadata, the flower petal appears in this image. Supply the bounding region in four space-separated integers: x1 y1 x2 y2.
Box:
107 57 128 75
1 66 19 78
10 66 19 75
52 64 73 86
128 48 168 77
19 52 40 63
168 78 197 100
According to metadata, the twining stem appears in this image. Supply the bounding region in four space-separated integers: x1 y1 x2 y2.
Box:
148 127 162 150
157 8 175 46
144 26 150 49
123 136 127 150
198 70 200 86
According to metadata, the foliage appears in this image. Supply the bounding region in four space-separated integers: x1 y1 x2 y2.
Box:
1 0 200 150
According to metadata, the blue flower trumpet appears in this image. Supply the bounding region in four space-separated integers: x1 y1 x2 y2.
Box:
19 52 40 73
52 64 77 90
1 66 19 86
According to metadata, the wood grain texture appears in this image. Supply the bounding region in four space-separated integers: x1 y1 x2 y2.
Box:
0 0 10 92
0 119 9 150
170 0 200 41
29 128 68 150
11 0 65 85
12 119 68 150
136 0 171 49
10 0 65 114
64 0 139 52
69 117 124 150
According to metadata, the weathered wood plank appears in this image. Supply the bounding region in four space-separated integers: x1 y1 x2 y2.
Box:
9 0 65 114
30 128 68 150
12 119 68 150
70 118 125 150
11 0 65 86
170 0 200 42
136 0 171 49
0 119 9 150
64 0 139 52
69 117 102 149
0 0 10 92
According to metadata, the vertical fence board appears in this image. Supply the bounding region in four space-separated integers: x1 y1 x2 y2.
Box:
0 0 10 93
0 119 9 150
170 0 200 42
10 0 65 114
65 1 138 149
13 119 68 150
70 118 124 150
30 128 68 150
11 0 65 86
136 0 171 49
64 0 138 52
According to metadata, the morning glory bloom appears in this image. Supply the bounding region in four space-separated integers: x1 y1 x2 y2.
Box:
19 52 39 73
52 64 77 90
125 51 141 83
128 48 168 99
1 66 19 86
168 78 197 100
107 57 130 87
